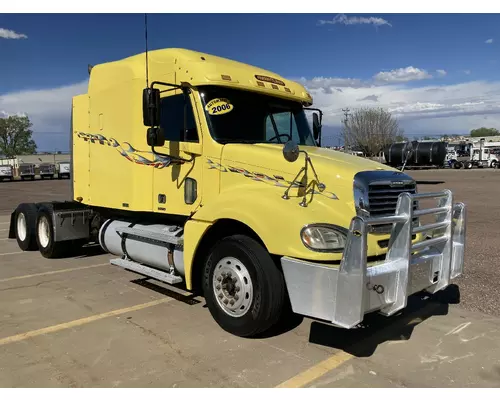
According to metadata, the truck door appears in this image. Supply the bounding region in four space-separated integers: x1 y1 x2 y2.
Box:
152 90 202 216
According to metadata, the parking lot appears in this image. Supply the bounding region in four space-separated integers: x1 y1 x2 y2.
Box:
1 170 500 388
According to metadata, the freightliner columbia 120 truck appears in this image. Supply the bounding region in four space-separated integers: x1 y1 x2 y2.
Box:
8 48 466 338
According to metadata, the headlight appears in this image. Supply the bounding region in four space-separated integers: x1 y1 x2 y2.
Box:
301 224 347 252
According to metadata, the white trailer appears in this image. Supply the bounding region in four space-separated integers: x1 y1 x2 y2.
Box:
0 165 13 181
57 161 71 179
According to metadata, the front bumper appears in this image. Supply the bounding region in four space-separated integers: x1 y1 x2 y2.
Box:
281 189 466 329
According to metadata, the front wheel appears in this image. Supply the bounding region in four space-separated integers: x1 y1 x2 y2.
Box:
202 235 287 338
491 160 497 169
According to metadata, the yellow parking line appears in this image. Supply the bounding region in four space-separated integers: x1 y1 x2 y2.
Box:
276 351 354 388
0 297 172 346
275 304 436 388
0 263 109 283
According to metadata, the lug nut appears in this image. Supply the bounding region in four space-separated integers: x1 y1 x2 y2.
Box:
216 284 221 290
234 295 239 301
232 277 238 283
227 271 232 278
229 300 235 305
217 276 222 282
223 299 229 305
235 286 240 292
221 272 227 278
218 293 223 299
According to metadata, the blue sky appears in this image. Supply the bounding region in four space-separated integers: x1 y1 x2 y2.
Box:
1 13 500 151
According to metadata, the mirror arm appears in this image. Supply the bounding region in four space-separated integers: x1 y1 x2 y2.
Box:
150 145 193 165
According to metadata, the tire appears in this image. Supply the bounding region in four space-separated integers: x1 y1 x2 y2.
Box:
453 161 462 169
464 161 473 169
491 160 497 169
202 234 286 338
14 203 39 251
21 176 25 181
35 205 67 258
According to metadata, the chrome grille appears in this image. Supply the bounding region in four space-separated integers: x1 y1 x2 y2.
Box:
368 181 417 217
353 170 418 235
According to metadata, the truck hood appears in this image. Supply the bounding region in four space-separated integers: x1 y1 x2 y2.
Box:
220 143 397 197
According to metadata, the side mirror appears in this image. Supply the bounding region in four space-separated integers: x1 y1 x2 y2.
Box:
312 112 321 141
283 140 300 163
147 127 165 147
143 88 161 127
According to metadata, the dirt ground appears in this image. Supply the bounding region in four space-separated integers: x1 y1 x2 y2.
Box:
0 168 499 388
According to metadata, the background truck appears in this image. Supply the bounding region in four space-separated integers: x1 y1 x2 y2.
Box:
449 139 498 169
39 162 56 179
8 48 466 338
57 161 71 179
18 163 36 180
0 164 13 181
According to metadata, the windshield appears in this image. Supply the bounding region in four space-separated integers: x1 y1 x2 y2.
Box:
199 85 317 146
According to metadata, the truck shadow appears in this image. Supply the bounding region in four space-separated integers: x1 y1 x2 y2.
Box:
307 284 460 357
415 180 446 185
130 277 202 306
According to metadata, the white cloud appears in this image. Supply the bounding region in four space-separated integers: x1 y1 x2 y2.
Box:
293 76 368 93
485 38 494 44
463 70 472 75
373 66 433 83
436 69 447 76
300 77 500 137
0 81 88 134
0 28 27 39
318 14 392 28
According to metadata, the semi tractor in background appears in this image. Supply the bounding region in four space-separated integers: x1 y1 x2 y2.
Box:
447 139 498 169
39 163 56 179
8 48 466 338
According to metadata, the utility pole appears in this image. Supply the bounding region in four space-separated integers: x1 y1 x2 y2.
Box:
341 108 351 150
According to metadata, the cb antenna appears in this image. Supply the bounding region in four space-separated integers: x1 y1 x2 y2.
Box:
144 13 149 88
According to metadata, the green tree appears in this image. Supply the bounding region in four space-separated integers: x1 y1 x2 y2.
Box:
470 127 499 137
0 115 37 157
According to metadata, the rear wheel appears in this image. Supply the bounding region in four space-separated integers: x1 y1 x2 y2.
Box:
14 203 39 251
35 205 67 258
464 161 473 169
490 160 497 168
202 235 286 338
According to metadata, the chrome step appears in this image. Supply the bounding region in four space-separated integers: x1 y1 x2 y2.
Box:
110 258 183 284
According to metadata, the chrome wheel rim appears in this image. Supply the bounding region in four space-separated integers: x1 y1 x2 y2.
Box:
17 213 27 241
38 216 50 248
213 257 253 317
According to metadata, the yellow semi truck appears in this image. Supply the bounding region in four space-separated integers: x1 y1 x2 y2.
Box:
8 48 466 337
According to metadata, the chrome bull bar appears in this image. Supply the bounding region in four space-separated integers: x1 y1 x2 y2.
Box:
281 189 466 329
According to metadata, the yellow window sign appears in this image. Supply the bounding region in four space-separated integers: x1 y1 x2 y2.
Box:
205 98 233 115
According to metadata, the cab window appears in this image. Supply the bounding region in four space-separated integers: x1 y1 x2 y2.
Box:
159 93 199 143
